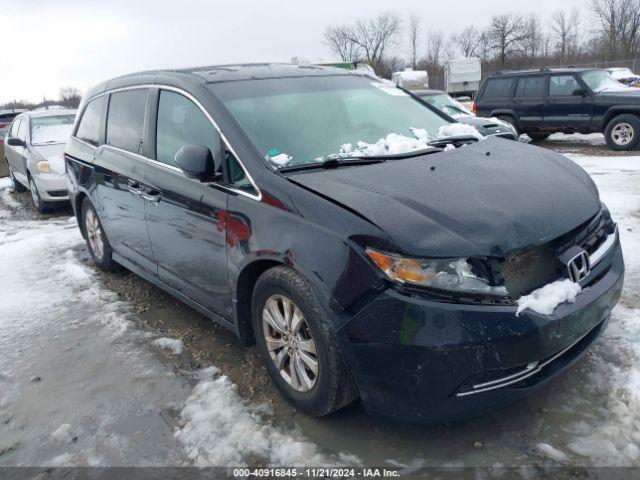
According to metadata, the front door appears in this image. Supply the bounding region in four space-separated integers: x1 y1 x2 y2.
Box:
143 88 231 317
93 88 156 274
544 74 593 130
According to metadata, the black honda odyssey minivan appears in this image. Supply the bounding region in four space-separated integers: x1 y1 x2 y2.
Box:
65 64 623 422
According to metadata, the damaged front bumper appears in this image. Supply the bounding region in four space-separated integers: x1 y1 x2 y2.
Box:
338 242 624 423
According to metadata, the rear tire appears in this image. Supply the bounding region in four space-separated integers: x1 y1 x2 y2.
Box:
605 114 640 151
527 132 551 143
81 198 118 271
497 115 520 136
252 266 357 416
9 166 27 193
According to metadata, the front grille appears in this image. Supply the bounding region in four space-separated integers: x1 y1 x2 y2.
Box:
47 190 68 198
501 210 614 299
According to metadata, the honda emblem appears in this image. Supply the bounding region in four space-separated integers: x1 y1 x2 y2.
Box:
567 250 590 282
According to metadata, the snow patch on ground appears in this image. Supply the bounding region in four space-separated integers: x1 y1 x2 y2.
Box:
153 337 184 355
174 369 360 467
536 443 569 462
516 279 582 316
1 187 21 209
0 182 351 467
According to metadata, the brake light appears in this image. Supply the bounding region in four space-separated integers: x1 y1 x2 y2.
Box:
471 102 477 115
0 123 6 128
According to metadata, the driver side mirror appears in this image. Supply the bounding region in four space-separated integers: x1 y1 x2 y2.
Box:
7 137 26 147
572 88 587 97
175 145 220 181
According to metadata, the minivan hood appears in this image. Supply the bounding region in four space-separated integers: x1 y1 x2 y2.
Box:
289 138 600 257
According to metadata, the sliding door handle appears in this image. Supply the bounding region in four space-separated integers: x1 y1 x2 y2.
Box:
128 182 143 195
141 190 162 204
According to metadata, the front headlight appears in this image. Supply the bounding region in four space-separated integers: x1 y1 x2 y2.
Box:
365 248 507 296
36 161 51 173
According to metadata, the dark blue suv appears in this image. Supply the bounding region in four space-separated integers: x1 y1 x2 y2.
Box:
474 68 640 150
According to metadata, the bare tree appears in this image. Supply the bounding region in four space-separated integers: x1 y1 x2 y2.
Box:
551 8 581 62
407 13 421 68
522 14 545 59
591 0 640 59
324 25 362 63
325 12 402 74
488 13 530 67
425 30 445 67
59 87 82 108
452 25 482 58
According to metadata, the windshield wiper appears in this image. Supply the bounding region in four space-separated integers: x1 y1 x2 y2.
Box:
278 147 444 173
428 135 479 148
278 157 386 173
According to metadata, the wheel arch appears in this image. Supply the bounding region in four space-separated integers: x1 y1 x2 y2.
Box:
234 259 286 346
603 107 640 127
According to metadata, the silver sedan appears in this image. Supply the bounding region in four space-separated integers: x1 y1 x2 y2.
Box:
4 108 76 212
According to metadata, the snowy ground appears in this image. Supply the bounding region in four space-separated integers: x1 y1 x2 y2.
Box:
0 144 639 471
0 178 353 468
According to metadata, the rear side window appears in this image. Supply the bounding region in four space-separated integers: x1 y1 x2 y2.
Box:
156 90 218 167
549 75 581 96
107 89 148 154
515 77 546 97
482 78 514 98
76 96 106 146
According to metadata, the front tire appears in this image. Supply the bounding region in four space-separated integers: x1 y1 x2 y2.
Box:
81 198 117 271
527 132 550 143
29 176 50 213
252 266 357 416
605 114 640 151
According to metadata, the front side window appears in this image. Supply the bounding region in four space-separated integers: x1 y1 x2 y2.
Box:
482 78 514 98
515 77 546 97
31 114 75 145
106 89 148 153
76 96 106 146
156 90 218 167
210 76 452 169
549 75 581 96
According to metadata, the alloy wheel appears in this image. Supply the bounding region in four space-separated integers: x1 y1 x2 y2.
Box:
611 122 634 146
85 208 105 260
262 294 319 392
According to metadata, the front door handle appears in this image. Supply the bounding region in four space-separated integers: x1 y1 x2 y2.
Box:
141 190 162 204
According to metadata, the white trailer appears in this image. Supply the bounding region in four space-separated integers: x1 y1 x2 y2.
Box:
444 58 481 97
391 69 429 90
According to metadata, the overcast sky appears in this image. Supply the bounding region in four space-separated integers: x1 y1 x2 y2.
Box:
1 0 585 104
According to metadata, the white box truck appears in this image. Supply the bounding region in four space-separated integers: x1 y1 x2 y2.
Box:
391 69 429 90
444 58 481 98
